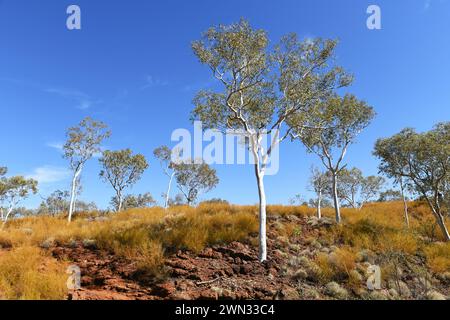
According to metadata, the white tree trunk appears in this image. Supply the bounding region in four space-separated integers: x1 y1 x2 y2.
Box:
317 190 322 219
68 167 82 223
2 205 14 226
165 172 175 209
117 192 123 212
400 180 409 228
433 208 450 241
255 165 267 262
332 173 341 223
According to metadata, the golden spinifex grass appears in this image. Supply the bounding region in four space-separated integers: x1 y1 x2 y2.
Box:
0 201 448 299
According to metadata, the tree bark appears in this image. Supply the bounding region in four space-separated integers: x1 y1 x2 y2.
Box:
400 179 410 228
117 191 123 212
165 172 175 209
255 164 267 262
331 172 341 223
68 166 82 223
433 208 450 241
317 190 322 219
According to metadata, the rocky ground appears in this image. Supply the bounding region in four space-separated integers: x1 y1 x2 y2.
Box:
48 215 449 300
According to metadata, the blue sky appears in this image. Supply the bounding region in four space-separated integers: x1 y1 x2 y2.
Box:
0 0 449 209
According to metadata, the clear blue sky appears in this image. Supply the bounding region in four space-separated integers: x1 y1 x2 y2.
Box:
1 0 449 209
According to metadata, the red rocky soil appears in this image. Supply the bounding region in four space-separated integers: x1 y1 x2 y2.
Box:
50 215 320 300
49 215 449 300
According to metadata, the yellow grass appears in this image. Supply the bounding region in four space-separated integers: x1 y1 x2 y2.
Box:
0 246 67 300
0 201 448 299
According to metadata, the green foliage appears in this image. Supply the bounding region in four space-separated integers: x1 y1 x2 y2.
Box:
99 149 149 212
173 160 219 205
63 117 111 170
110 193 156 211
336 168 385 209
0 174 38 222
374 122 450 240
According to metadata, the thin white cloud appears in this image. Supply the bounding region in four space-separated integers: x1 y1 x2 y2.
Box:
47 142 64 151
141 75 169 89
26 166 70 184
45 87 99 110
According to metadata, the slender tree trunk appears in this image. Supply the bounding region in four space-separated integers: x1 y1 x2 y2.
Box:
317 190 322 219
117 191 123 212
400 179 410 228
331 172 341 223
432 208 450 241
2 205 14 226
255 164 267 262
68 166 82 223
165 172 175 209
0 208 4 221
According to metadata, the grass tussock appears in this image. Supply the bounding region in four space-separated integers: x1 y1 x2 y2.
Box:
0 246 67 300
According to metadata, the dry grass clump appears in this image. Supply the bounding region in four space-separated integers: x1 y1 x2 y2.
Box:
424 243 450 273
314 247 357 283
0 246 67 300
158 210 258 253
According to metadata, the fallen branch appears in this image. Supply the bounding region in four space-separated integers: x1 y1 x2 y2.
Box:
196 277 221 286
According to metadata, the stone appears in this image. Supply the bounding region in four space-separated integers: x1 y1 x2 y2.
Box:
82 239 97 249
40 237 55 249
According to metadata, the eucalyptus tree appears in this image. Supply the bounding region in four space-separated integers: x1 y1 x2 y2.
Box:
378 189 403 202
309 167 330 219
191 19 351 261
41 190 70 216
337 168 385 210
374 123 450 240
154 145 176 209
290 95 375 223
99 149 149 212
63 117 110 222
173 160 219 206
0 176 38 224
110 193 156 211
373 130 416 228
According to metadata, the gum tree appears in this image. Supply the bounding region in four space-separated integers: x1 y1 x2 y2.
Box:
337 168 385 210
0 175 38 224
309 167 330 219
191 20 351 261
290 95 375 223
110 193 156 211
154 145 176 209
173 160 219 206
374 123 450 240
63 117 110 222
99 149 149 212
39 190 70 216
